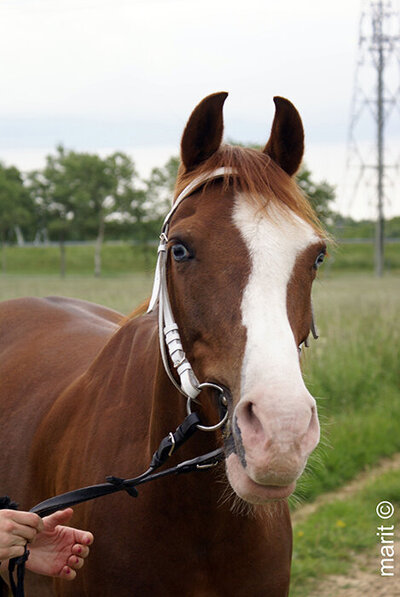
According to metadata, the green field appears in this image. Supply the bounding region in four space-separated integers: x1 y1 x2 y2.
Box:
1 239 399 277
0 272 153 315
296 273 400 503
0 242 156 277
327 240 400 272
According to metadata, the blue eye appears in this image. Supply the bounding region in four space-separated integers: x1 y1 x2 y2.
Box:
314 252 325 269
171 243 191 262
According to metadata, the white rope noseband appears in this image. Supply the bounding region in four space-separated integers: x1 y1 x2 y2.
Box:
147 168 234 401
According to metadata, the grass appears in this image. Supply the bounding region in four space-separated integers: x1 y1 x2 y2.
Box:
328 241 400 273
1 239 399 277
290 468 400 596
1 242 156 276
293 273 400 504
0 273 154 315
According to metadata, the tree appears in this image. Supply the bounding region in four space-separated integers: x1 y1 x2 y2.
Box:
27 148 79 277
136 156 181 266
62 150 138 276
296 166 336 227
28 147 141 277
144 155 180 223
0 163 32 272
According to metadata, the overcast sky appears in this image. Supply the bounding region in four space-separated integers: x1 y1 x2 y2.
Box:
0 0 399 219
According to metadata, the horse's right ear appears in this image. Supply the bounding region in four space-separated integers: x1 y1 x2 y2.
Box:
181 92 228 171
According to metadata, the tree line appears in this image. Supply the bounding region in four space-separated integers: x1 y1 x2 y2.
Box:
0 147 180 276
2 144 393 277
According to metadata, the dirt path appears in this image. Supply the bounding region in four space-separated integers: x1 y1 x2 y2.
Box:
307 541 400 597
293 453 400 596
293 452 400 524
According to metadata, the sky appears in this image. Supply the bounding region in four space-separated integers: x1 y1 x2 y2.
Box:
0 0 399 219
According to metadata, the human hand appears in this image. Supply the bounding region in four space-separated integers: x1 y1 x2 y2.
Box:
0 509 43 560
26 508 93 580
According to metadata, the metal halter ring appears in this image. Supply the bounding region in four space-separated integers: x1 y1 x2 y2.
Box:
186 382 229 432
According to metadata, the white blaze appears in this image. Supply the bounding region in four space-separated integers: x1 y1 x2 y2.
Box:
233 197 318 400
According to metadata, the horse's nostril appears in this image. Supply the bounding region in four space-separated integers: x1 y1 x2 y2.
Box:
238 401 263 435
246 401 254 420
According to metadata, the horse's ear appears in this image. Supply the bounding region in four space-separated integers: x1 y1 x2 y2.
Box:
181 92 228 170
263 97 304 176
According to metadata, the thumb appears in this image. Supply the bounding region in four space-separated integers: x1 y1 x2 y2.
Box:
42 508 74 531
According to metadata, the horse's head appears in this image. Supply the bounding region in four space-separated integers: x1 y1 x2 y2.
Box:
165 92 326 504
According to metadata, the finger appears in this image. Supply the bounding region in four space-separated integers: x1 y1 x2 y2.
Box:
42 508 74 532
0 544 25 560
72 530 94 546
72 544 90 558
58 566 77 581
9 522 39 543
68 555 84 570
3 511 43 534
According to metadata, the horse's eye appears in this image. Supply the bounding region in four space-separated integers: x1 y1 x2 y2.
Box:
314 252 325 269
171 243 191 262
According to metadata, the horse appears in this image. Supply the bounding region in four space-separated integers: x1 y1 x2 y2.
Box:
0 92 327 596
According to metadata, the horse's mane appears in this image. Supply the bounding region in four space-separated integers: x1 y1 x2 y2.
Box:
126 144 327 322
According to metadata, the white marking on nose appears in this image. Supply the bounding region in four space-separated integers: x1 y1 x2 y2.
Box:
233 197 318 397
226 196 322 495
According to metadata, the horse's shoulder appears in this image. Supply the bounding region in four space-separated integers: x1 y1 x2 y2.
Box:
0 297 124 368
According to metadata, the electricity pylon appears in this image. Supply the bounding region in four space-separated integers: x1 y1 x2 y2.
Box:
346 0 400 276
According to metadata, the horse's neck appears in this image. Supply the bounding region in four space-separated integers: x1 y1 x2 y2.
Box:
137 317 218 462
86 314 214 460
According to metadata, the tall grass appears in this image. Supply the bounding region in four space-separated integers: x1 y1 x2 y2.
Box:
295 273 400 503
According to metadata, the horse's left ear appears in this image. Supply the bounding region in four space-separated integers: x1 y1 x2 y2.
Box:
263 97 304 176
181 92 228 171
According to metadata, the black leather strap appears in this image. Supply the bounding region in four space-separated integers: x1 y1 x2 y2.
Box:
7 412 225 597
150 412 201 469
8 547 29 597
30 413 204 518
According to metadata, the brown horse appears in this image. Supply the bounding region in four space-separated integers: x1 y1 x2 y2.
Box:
0 92 327 596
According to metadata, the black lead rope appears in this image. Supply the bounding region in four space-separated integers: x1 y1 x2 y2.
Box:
8 547 29 597
0 498 29 597
7 412 226 597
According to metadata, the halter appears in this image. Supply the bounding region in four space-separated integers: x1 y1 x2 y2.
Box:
147 167 234 427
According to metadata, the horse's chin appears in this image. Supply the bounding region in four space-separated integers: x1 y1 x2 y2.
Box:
226 453 296 504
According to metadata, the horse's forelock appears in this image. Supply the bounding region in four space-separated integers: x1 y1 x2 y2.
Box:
175 144 327 239
125 145 328 323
